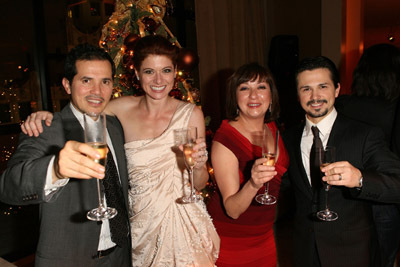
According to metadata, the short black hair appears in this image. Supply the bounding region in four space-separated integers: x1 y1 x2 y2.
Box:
294 56 340 89
64 43 115 83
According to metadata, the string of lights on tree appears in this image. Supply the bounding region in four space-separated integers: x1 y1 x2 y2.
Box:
98 0 201 105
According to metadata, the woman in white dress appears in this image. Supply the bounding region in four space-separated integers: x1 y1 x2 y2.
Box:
107 35 219 266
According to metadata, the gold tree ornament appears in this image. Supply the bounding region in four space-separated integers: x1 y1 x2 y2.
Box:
136 0 167 18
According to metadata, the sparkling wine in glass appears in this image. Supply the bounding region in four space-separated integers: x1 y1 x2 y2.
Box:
316 146 338 221
84 112 117 221
255 126 279 205
181 126 203 203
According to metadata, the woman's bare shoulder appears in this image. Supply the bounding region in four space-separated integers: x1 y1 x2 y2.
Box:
106 95 141 115
189 104 205 122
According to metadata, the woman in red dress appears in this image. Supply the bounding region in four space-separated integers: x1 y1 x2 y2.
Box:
207 63 289 266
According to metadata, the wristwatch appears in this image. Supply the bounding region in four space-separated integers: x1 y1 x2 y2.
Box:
356 176 363 190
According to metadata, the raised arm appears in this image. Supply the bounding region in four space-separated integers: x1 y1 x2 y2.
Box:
211 141 277 219
1 117 106 205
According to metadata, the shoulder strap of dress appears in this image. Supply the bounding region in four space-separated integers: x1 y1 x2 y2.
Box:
170 101 195 129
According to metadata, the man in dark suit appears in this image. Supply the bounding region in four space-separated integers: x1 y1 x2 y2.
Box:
335 43 400 267
283 56 400 266
0 44 131 267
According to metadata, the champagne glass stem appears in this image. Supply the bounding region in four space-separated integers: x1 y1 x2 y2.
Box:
96 179 105 209
324 184 330 211
264 181 270 195
189 167 195 198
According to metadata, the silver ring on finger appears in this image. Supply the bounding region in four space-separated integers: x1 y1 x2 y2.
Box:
338 174 342 181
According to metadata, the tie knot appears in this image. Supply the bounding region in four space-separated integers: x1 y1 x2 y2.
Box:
311 126 320 138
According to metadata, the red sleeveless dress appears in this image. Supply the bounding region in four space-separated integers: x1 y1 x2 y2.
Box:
207 120 289 267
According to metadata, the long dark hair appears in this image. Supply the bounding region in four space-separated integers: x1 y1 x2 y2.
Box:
351 43 400 100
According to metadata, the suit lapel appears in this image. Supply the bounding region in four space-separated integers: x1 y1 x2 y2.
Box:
106 116 129 210
327 114 347 149
60 106 84 142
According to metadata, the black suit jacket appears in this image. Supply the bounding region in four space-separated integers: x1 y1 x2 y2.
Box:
335 95 400 152
0 105 130 267
283 113 400 267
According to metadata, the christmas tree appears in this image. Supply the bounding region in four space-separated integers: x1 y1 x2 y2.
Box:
99 0 200 105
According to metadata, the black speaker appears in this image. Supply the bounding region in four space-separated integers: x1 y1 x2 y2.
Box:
268 35 303 128
268 35 299 75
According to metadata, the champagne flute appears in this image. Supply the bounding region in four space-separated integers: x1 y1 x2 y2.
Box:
173 128 187 147
316 146 338 221
181 126 203 203
255 126 279 205
84 112 117 221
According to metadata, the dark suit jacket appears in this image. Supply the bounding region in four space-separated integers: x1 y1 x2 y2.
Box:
335 95 400 153
0 105 130 267
336 95 400 266
283 113 400 267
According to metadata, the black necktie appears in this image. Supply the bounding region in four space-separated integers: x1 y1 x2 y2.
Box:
103 149 129 247
310 126 323 190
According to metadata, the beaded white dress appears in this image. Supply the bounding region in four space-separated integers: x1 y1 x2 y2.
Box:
124 102 220 267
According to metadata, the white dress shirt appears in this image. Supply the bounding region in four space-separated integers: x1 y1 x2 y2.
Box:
44 103 118 250
300 108 338 185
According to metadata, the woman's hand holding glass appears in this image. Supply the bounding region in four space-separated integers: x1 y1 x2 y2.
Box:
174 127 206 203
254 127 279 205
250 158 277 191
191 138 209 170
